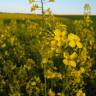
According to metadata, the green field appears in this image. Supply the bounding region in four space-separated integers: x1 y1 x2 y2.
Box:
0 12 96 29
0 12 96 20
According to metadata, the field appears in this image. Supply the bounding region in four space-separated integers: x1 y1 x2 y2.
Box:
0 12 96 96
0 13 96 29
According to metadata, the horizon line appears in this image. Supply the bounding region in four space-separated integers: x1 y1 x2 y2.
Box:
0 11 96 16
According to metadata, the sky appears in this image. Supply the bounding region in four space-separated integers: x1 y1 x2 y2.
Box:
0 0 96 15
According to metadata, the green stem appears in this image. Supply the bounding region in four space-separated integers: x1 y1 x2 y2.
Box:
40 1 47 95
44 63 47 96
41 0 44 15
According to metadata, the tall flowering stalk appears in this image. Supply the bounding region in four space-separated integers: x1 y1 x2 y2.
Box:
28 0 55 96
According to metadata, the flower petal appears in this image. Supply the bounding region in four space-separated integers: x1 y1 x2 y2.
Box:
54 29 61 36
70 52 78 59
69 41 76 48
70 60 76 67
63 52 69 58
63 59 69 65
76 41 83 48
68 33 75 41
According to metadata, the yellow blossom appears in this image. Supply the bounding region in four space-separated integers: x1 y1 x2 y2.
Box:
76 42 83 48
46 70 55 79
57 92 65 96
31 82 36 86
54 29 61 38
69 40 76 47
31 4 39 11
54 35 61 41
54 29 66 42
1 43 6 48
55 73 62 79
76 89 86 96
71 70 82 83
75 71 81 78
48 89 55 96
46 70 62 79
68 33 83 48
63 52 77 67
63 59 76 67
61 30 67 41
51 40 57 46
70 52 78 59
68 33 80 41
80 67 85 73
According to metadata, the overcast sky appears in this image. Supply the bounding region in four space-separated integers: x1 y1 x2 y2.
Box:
0 0 96 14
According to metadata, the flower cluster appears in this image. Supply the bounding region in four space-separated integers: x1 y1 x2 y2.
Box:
71 67 85 83
51 25 67 52
46 69 62 79
68 33 83 48
63 52 77 67
76 89 86 96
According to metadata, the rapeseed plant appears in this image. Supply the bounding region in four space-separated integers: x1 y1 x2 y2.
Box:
68 33 83 48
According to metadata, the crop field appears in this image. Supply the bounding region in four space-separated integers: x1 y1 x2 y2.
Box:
0 11 96 96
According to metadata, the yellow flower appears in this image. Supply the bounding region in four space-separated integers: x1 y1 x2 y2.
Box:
54 29 61 38
54 29 67 42
63 59 76 67
31 4 39 11
70 52 78 59
42 58 48 64
46 70 62 79
63 52 77 67
57 92 65 96
46 70 55 79
55 73 62 79
54 35 61 41
62 30 67 37
75 71 81 78
68 33 83 48
76 89 86 96
80 67 85 73
76 42 83 48
48 89 55 96
31 82 36 86
69 40 76 47
71 70 82 83
61 30 67 41
1 43 6 48
51 40 57 46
